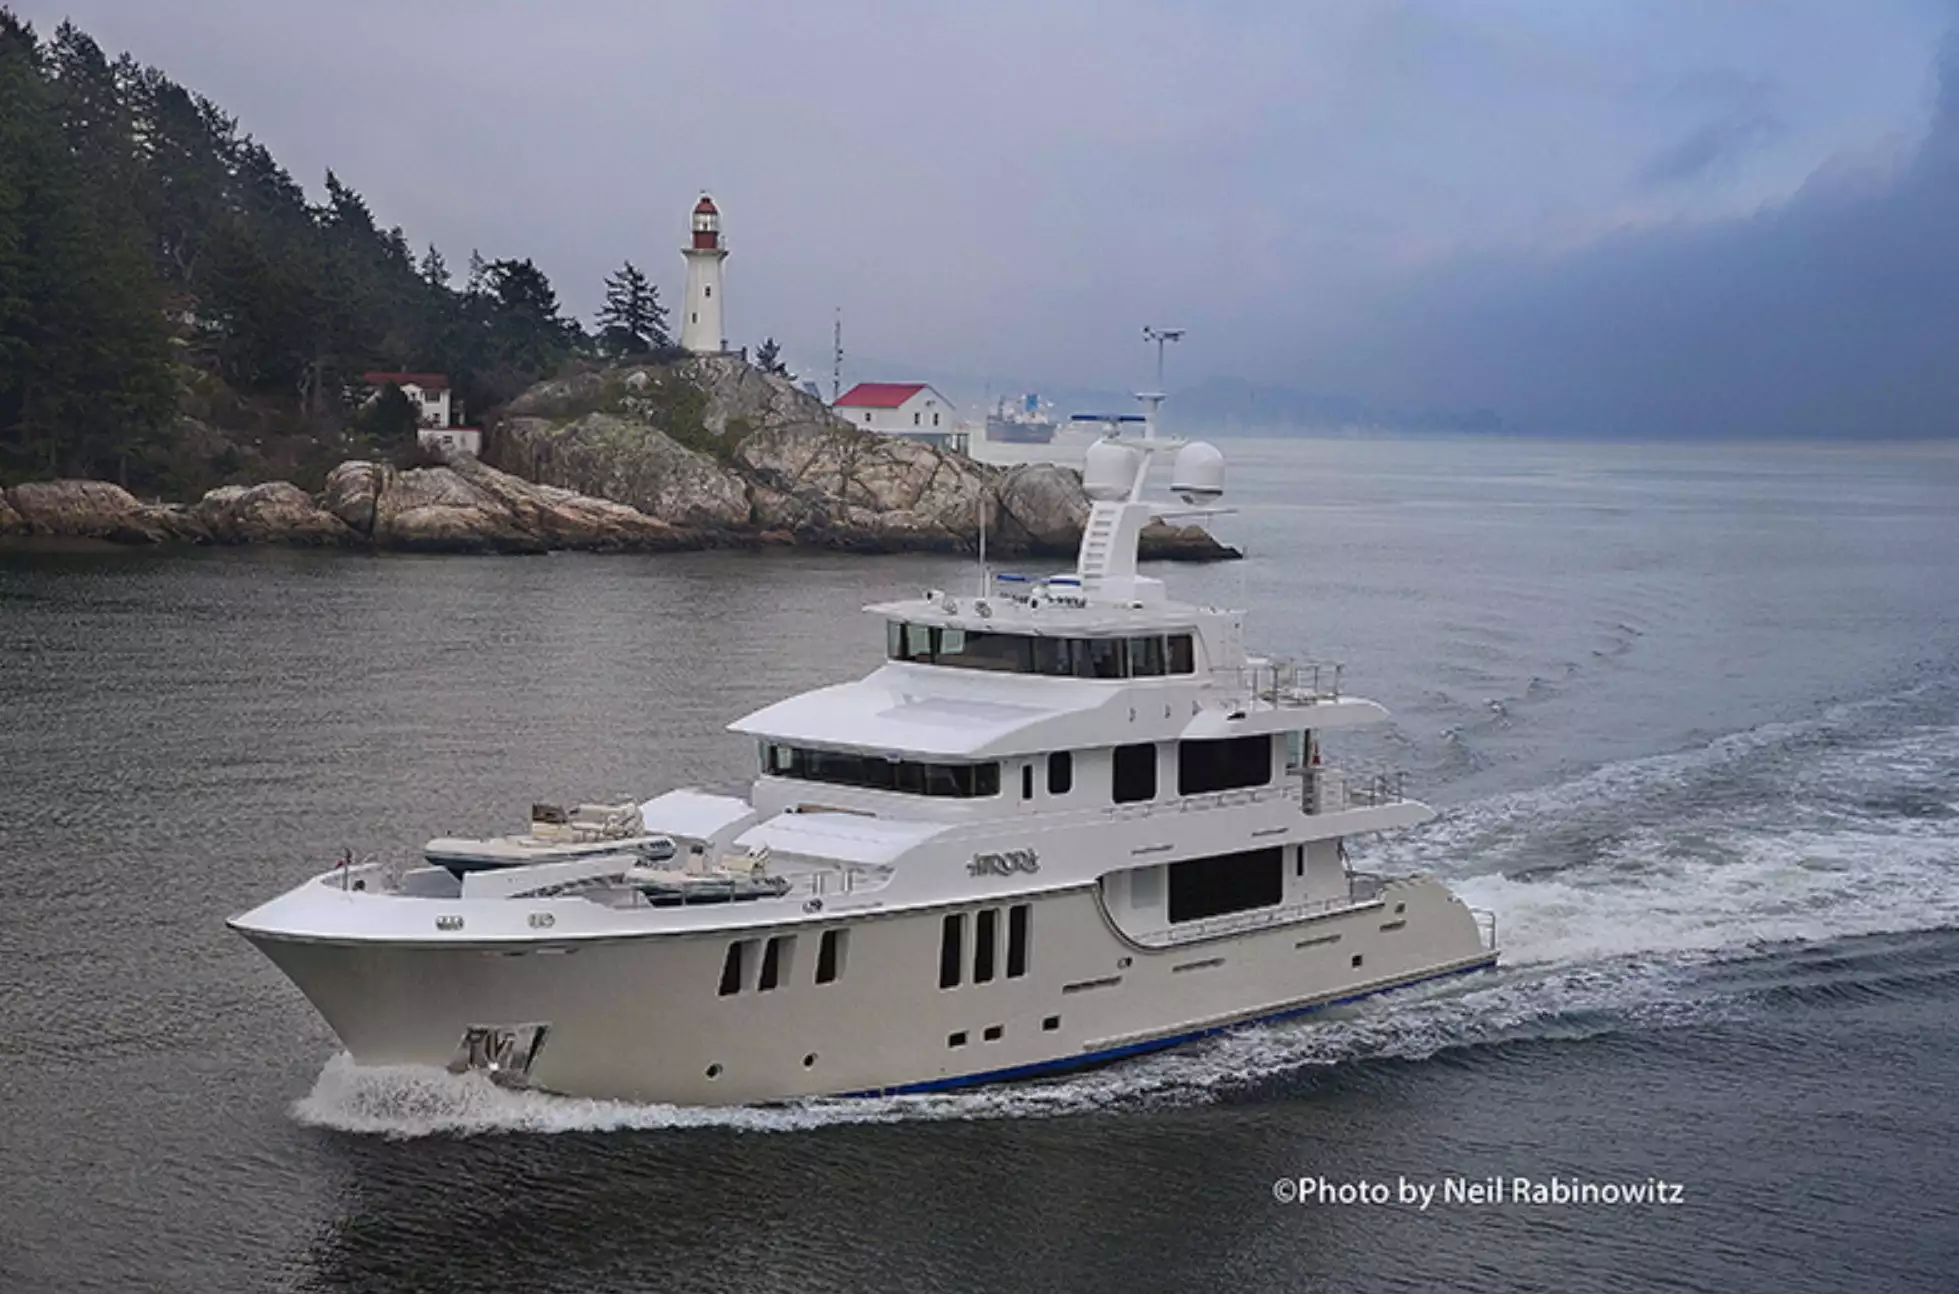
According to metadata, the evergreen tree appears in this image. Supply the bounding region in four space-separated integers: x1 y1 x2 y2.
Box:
596 259 668 355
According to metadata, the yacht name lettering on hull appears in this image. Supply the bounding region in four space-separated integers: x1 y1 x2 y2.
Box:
969 849 1040 877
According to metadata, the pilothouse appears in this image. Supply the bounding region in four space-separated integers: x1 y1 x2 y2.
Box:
230 368 1498 1106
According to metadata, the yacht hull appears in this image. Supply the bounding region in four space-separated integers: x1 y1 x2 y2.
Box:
234 876 1493 1106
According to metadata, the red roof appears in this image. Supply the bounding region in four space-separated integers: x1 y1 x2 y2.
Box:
835 382 929 409
363 371 448 391
694 194 718 213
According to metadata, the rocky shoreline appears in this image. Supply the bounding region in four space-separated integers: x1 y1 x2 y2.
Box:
0 357 1240 561
0 454 1236 560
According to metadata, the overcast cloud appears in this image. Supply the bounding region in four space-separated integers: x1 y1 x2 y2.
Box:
15 0 1959 435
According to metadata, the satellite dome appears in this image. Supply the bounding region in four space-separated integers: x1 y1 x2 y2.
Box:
1082 439 1143 502
1171 441 1225 505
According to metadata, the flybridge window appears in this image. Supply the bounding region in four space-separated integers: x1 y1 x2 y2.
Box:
765 744 1000 797
886 623 1198 678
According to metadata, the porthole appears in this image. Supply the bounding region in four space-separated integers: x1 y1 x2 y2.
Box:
983 1024 1004 1042
1351 954 1364 969
802 1053 817 1069
1042 1015 1060 1032
948 1031 968 1048
705 1063 723 1079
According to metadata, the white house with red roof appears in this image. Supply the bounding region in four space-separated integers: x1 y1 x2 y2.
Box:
362 371 481 455
832 381 961 448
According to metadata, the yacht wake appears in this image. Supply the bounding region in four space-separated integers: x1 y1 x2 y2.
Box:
294 702 1959 1136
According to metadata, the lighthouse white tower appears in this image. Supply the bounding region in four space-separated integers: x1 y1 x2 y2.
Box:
680 194 727 355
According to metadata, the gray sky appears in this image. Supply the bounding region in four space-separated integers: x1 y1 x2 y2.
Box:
20 0 1959 435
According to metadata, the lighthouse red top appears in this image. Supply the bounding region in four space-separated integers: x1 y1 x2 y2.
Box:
691 194 721 250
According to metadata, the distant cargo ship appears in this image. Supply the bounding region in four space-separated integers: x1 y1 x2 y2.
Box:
985 394 1057 444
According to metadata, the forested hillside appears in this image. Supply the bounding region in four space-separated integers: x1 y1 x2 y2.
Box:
0 10 653 493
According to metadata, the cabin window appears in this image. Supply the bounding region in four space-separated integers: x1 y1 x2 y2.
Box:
1021 764 1034 800
1113 743 1157 804
1080 637 1126 679
914 411 921 426
1007 903 1030 978
1167 847 1285 924
758 935 793 992
1048 751 1073 794
1178 735 1274 796
704 285 711 298
765 744 999 798
974 908 998 983
816 929 846 984
718 941 747 996
886 624 1200 680
939 913 964 989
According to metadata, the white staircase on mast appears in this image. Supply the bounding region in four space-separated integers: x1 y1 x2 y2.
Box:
1077 503 1123 584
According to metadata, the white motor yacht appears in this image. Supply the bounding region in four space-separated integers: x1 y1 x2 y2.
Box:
230 391 1497 1105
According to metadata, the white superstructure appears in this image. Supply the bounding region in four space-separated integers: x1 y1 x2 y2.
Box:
680 193 726 355
230 385 1497 1106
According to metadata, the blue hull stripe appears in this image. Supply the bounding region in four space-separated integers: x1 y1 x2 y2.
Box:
844 955 1499 1098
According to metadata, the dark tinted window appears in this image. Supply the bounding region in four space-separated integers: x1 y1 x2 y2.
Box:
758 936 786 991
718 941 745 996
1007 904 1030 978
939 914 963 989
1167 847 1284 923
974 908 997 983
1077 638 1127 679
768 745 999 798
1113 743 1157 804
887 623 1197 680
1048 751 1073 795
816 930 843 984
1178 735 1273 796
1021 764 1034 799
1167 634 1196 673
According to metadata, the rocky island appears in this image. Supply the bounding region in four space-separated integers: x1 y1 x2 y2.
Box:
0 357 1237 561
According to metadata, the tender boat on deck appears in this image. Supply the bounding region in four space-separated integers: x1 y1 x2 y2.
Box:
229 369 1498 1107
423 802 676 876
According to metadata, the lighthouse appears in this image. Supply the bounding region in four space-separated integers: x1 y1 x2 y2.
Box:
680 193 727 355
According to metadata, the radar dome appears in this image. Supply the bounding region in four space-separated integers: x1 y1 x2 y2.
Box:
1171 441 1225 504
1082 439 1143 502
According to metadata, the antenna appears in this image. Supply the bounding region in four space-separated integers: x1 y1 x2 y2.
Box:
832 308 843 404
977 493 989 597
1142 326 1186 390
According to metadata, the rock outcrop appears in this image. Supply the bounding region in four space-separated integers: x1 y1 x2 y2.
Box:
5 479 174 543
191 481 353 546
0 490 23 534
485 355 1238 561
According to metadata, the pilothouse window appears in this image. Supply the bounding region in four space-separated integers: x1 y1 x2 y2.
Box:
886 623 1196 677
765 744 1000 797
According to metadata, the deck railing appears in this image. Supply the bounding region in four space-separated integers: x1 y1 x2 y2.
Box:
1234 659 1343 707
1299 766 1409 815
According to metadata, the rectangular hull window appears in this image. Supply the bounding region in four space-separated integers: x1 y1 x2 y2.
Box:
759 935 793 991
1178 735 1274 796
1113 742 1157 804
718 941 747 996
816 929 846 984
1167 846 1285 924
974 908 997 983
939 913 965 989
1048 751 1072 794
1006 903 1030 978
